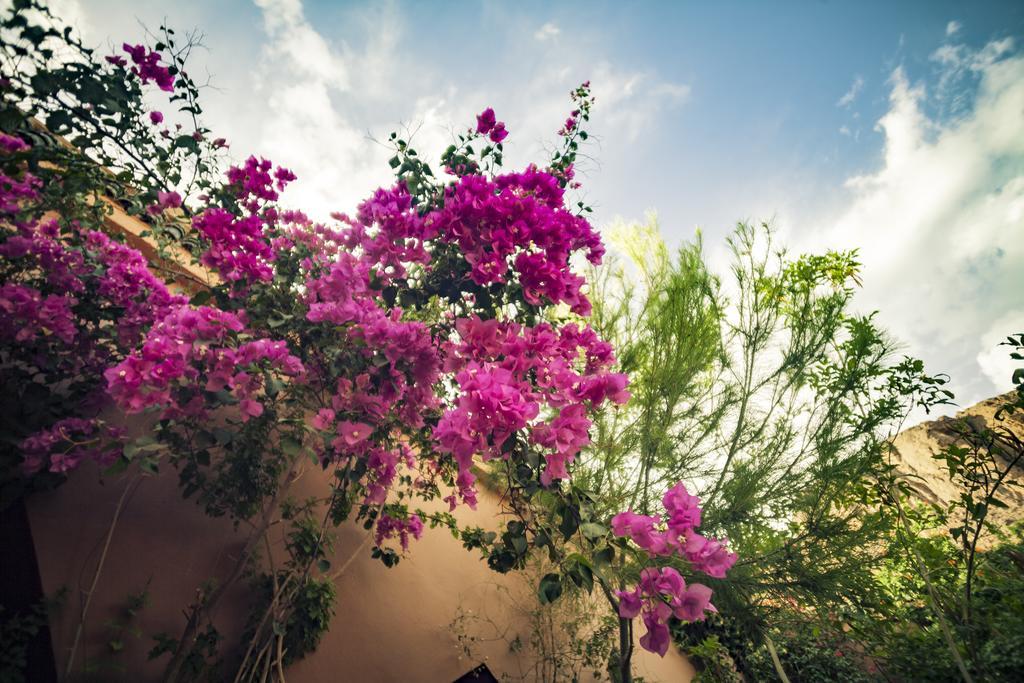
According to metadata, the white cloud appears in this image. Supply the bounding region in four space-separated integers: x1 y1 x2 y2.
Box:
534 22 560 41
237 0 690 217
946 20 962 37
931 37 1015 116
977 310 1024 391
61 0 690 224
836 75 864 107
246 0 456 218
255 0 349 90
803 40 1024 411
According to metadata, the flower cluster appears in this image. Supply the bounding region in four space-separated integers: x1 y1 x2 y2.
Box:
121 43 175 92
1 218 185 354
0 168 42 213
0 283 77 344
147 190 181 215
86 229 188 344
193 208 275 282
6 83 627 566
105 306 304 419
19 418 122 475
611 482 736 656
226 155 296 211
192 156 296 283
1 135 185 362
559 109 580 137
374 512 425 551
435 316 629 506
343 183 433 283
612 483 737 578
429 167 604 314
303 247 442 508
616 567 716 656
0 133 28 153
475 107 508 144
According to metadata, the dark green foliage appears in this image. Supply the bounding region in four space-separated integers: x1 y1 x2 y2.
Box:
745 624 875 683
0 589 64 683
235 514 337 677
148 624 223 682
245 575 336 666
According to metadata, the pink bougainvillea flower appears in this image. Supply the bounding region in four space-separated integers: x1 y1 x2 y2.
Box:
311 408 335 431
488 121 508 143
337 420 373 446
149 111 164 125
639 612 671 657
612 482 736 656
122 43 175 91
154 190 182 211
673 582 714 622
0 133 28 153
663 481 702 532
616 589 643 619
475 107 496 134
239 398 264 421
374 512 425 551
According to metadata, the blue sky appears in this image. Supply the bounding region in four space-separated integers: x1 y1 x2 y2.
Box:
52 0 1024 417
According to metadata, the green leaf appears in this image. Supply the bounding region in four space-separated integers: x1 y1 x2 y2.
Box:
213 428 234 445
281 436 303 456
190 289 212 306
567 563 594 593
593 546 615 566
538 573 562 605
559 507 579 540
580 522 607 541
45 109 73 132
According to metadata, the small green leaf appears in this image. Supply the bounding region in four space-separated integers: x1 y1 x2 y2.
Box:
281 436 303 456
538 573 562 605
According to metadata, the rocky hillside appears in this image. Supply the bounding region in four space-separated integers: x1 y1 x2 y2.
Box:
891 392 1024 534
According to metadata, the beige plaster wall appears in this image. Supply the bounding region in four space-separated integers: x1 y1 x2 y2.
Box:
28 459 695 682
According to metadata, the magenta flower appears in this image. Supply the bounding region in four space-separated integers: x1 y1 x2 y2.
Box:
663 481 701 532
337 420 373 446
475 107 496 134
0 284 77 344
149 111 164 124
122 43 175 92
673 583 714 622
239 398 264 420
150 190 182 213
616 588 643 618
488 121 508 143
639 612 671 657
374 512 425 551
0 133 28 153
311 408 335 431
